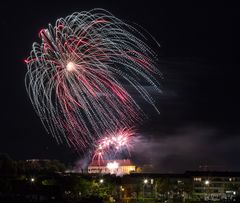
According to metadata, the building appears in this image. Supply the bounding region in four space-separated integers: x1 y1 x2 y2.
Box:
106 171 240 202
186 171 240 201
88 159 136 175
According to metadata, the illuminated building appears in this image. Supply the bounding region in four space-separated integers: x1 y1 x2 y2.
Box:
188 171 240 201
88 159 136 175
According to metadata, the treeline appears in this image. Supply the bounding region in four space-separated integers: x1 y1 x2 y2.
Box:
0 153 66 175
0 154 107 202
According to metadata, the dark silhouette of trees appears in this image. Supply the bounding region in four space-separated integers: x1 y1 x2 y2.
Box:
0 153 16 175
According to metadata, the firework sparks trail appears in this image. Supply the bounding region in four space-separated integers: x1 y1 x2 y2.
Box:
25 8 161 150
92 127 135 163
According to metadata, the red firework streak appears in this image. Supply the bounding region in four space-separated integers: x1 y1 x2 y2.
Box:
92 127 135 164
25 9 161 151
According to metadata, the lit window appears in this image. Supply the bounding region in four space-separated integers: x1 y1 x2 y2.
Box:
194 177 202 182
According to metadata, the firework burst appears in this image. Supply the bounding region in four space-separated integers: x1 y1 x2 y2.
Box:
25 9 161 150
92 127 136 163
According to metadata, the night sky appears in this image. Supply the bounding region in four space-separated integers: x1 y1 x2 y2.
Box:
1 1 240 172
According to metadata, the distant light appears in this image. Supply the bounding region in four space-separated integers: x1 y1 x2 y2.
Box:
205 180 210 185
30 178 35 182
144 179 148 184
233 191 236 195
120 186 125 191
99 179 104 183
151 179 154 184
194 177 202 182
66 62 76 72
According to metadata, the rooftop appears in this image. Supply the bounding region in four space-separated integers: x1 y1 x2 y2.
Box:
89 159 134 167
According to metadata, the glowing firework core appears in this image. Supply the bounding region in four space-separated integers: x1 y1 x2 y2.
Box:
107 161 119 174
66 62 76 72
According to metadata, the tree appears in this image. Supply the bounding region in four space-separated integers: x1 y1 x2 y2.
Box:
0 153 16 175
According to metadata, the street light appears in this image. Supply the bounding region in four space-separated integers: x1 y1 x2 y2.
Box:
119 186 125 199
204 180 210 201
30 178 35 183
143 179 148 199
99 179 104 184
144 179 148 184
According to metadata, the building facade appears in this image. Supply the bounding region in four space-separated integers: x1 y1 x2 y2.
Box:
88 159 136 175
187 171 240 201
